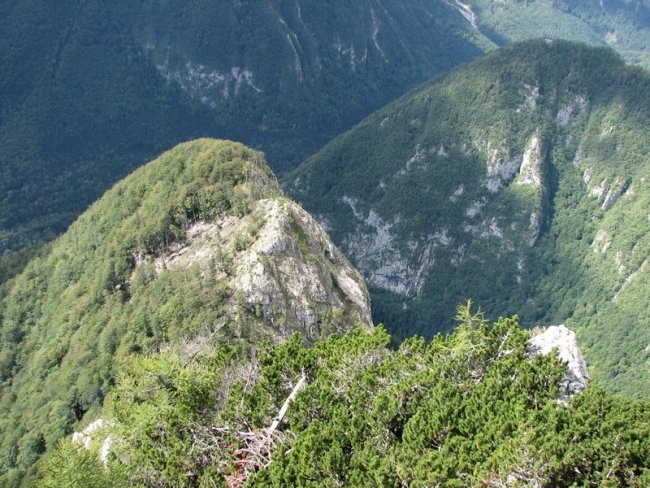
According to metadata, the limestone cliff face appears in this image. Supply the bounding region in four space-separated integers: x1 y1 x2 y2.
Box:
234 198 372 342
527 325 589 401
144 196 373 344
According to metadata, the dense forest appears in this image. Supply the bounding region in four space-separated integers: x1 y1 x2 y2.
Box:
289 40 650 398
0 0 489 252
2 0 649 253
470 0 650 67
34 307 650 487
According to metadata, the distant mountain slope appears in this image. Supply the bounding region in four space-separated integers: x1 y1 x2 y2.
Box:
0 0 492 252
3 1 648 254
288 40 650 398
467 0 650 67
0 139 372 482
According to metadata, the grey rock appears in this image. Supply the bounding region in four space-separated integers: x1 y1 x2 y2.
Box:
527 325 589 400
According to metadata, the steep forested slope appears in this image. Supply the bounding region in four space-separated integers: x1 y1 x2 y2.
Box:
0 0 492 252
3 1 647 254
0 139 372 484
288 40 650 397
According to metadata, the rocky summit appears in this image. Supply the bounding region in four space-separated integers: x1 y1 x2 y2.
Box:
527 324 589 401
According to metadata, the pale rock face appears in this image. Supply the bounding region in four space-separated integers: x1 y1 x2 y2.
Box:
72 419 114 465
583 174 630 210
601 177 630 210
473 217 503 238
447 0 478 28
396 145 427 177
527 325 589 400
450 184 465 201
484 146 521 193
517 136 544 187
482 135 545 192
155 60 262 107
528 212 540 247
235 199 373 342
340 195 450 297
465 199 485 217
592 229 612 254
136 196 373 344
516 84 540 113
556 94 588 126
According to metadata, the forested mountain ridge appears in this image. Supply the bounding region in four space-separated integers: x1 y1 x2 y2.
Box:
0 139 372 484
3 0 648 255
466 0 650 67
288 39 650 398
0 0 492 253
1 139 647 486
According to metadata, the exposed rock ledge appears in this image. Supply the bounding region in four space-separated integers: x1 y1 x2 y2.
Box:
72 419 113 465
527 324 589 400
135 196 373 344
234 198 373 342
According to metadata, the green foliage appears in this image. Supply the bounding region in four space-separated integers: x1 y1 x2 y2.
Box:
102 346 243 487
3 0 646 252
0 244 50 302
0 139 284 482
40 314 650 487
288 39 650 398
471 0 650 68
37 439 128 488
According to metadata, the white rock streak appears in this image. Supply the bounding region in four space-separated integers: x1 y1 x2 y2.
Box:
518 136 543 187
527 325 589 401
446 0 478 28
340 196 450 296
156 61 261 107
370 7 388 61
72 419 114 465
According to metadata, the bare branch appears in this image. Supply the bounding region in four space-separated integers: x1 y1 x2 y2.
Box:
268 370 307 437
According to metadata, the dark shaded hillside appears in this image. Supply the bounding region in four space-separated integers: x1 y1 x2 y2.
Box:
0 0 492 252
288 40 650 397
0 1 213 251
3 0 648 255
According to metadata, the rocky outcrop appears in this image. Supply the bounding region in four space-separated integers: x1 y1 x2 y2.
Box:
72 419 114 465
517 135 544 187
234 198 373 342
137 195 373 344
527 325 589 400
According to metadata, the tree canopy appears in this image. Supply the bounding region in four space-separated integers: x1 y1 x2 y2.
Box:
36 308 650 487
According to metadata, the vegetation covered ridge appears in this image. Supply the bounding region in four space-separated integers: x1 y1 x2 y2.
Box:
38 305 650 487
287 39 650 398
0 139 372 485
